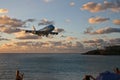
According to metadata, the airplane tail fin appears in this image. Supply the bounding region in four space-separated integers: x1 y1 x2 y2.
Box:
32 25 36 34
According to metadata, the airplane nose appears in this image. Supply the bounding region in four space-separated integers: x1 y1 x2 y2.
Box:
49 25 55 30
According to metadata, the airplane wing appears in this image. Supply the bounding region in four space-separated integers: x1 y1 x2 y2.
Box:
25 30 44 34
25 30 58 36
25 30 33 33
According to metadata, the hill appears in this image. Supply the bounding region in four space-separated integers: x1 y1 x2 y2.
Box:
83 45 120 55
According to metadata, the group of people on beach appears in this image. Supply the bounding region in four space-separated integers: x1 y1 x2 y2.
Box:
83 67 120 80
15 68 120 80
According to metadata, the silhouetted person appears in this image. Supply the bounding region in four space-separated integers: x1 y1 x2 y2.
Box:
83 75 96 80
114 67 120 74
16 70 24 80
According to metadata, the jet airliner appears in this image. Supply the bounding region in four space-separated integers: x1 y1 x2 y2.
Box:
25 25 58 37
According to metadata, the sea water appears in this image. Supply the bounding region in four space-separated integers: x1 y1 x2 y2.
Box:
0 53 120 80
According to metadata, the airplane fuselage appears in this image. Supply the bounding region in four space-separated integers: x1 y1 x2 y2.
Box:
25 25 58 37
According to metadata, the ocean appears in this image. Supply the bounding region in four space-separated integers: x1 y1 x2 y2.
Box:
0 53 120 80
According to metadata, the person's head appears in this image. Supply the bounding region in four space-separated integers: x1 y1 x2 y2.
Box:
116 68 119 71
116 67 120 73
85 75 91 80
114 67 119 73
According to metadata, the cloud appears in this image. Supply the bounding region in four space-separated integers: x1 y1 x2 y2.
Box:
66 36 77 41
43 0 53 3
109 38 120 45
83 38 110 49
25 19 36 22
89 17 110 24
15 31 40 40
103 1 120 12
69 2 75 6
113 19 120 25
84 27 120 35
0 40 85 53
54 28 65 33
92 27 120 34
0 16 38 34
0 15 25 27
110 0 120 12
84 39 104 44
81 2 105 13
65 19 71 23
38 18 54 26
0 37 10 41
84 26 93 34
0 9 8 13
74 41 84 48
0 26 21 34
81 0 120 13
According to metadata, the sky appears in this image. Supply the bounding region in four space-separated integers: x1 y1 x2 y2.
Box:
0 0 120 53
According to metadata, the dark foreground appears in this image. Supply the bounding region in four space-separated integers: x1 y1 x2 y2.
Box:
0 53 120 80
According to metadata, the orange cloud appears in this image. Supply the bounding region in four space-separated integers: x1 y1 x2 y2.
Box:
113 19 120 25
92 27 120 34
84 39 104 44
66 36 77 41
89 17 110 24
81 2 105 13
0 37 10 41
0 26 21 34
0 15 25 27
84 27 120 35
0 40 85 53
15 31 40 39
0 9 8 13
81 1 120 13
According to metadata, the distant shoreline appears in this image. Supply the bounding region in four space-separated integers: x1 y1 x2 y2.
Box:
82 45 120 55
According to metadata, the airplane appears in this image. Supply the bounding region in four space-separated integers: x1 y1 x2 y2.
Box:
25 25 58 37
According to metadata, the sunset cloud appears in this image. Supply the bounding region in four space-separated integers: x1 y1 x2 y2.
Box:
84 39 104 44
110 38 120 45
0 9 8 13
38 18 54 26
92 27 120 34
113 19 120 25
66 36 77 41
89 17 110 24
0 37 10 41
0 15 25 27
0 27 21 34
15 31 40 40
54 28 65 33
81 0 120 13
0 40 85 53
84 27 120 35
83 38 109 49
81 2 105 13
